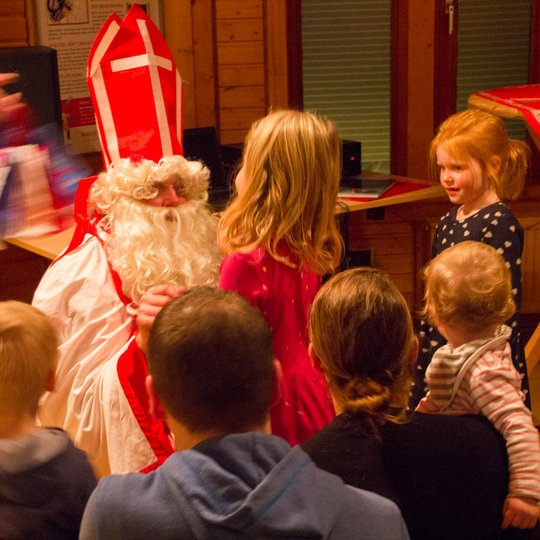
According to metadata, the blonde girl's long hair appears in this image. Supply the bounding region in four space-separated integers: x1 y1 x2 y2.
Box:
217 109 343 275
428 108 530 200
309 268 415 426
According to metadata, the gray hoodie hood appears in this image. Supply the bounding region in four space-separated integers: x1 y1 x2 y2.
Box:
80 432 408 539
0 427 68 474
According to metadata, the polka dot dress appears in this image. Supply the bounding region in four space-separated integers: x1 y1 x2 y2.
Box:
410 202 530 409
219 244 335 445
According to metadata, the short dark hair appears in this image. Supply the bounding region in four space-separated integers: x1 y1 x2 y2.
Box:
147 287 274 433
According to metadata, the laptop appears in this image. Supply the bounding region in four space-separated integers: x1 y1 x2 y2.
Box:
182 127 234 211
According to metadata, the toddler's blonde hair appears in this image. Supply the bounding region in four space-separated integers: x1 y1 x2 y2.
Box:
423 241 515 332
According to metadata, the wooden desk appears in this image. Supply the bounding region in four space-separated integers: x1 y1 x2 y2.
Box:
5 226 75 261
337 174 444 214
5 174 445 261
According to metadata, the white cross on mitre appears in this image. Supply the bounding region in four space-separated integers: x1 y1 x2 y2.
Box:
87 4 183 168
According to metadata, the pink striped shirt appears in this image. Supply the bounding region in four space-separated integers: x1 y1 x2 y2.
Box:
418 326 540 500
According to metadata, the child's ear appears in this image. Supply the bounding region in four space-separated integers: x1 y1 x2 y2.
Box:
145 375 166 419
488 155 501 176
308 343 324 374
271 359 283 408
44 367 56 392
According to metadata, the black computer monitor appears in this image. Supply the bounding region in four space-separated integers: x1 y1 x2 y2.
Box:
0 46 62 131
182 127 232 209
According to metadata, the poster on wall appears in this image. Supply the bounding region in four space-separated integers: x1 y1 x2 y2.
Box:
34 1 162 154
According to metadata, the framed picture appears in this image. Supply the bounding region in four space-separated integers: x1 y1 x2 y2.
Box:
33 0 162 154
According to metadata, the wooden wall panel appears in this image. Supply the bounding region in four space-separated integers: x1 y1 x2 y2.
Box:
265 0 289 108
0 0 25 15
0 0 29 46
218 42 265 65
347 212 416 309
215 0 266 144
162 0 197 128
220 107 265 130
191 0 217 127
216 19 263 42
0 16 27 43
521 218 540 313
215 0 263 19
219 65 265 86
219 86 265 108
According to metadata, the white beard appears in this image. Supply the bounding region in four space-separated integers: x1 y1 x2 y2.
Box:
102 198 222 303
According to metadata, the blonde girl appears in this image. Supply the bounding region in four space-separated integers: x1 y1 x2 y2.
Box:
411 108 531 409
218 109 343 445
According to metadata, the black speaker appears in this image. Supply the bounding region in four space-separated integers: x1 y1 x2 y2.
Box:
221 139 363 180
0 46 62 130
342 139 362 178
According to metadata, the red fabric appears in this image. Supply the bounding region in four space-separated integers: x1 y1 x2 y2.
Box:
219 246 335 446
87 4 183 167
54 175 131 306
116 340 174 471
52 176 173 471
63 175 97 256
472 84 540 138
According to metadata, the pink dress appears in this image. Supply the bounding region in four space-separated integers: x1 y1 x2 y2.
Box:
219 245 335 445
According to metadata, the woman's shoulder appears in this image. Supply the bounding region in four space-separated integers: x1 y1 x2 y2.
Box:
380 412 506 466
302 413 380 459
381 413 511 540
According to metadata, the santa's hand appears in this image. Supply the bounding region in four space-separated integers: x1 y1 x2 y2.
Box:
136 284 186 353
502 496 539 529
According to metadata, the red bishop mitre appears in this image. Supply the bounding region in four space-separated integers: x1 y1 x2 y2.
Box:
87 3 183 168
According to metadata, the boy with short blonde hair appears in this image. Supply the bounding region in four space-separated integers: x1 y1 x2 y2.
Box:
0 301 96 538
417 241 540 530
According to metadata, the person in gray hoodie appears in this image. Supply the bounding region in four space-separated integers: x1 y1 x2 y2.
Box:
80 287 409 539
0 301 97 539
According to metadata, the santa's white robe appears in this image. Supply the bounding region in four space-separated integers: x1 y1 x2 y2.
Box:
33 178 173 476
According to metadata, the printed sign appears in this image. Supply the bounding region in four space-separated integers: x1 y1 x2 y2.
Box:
34 0 162 154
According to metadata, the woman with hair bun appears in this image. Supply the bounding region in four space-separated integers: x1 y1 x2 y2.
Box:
302 266 539 540
302 267 415 503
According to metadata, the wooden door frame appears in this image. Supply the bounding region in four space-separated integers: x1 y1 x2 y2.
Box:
431 0 540 180
433 0 458 131
281 0 303 109
390 1 408 175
